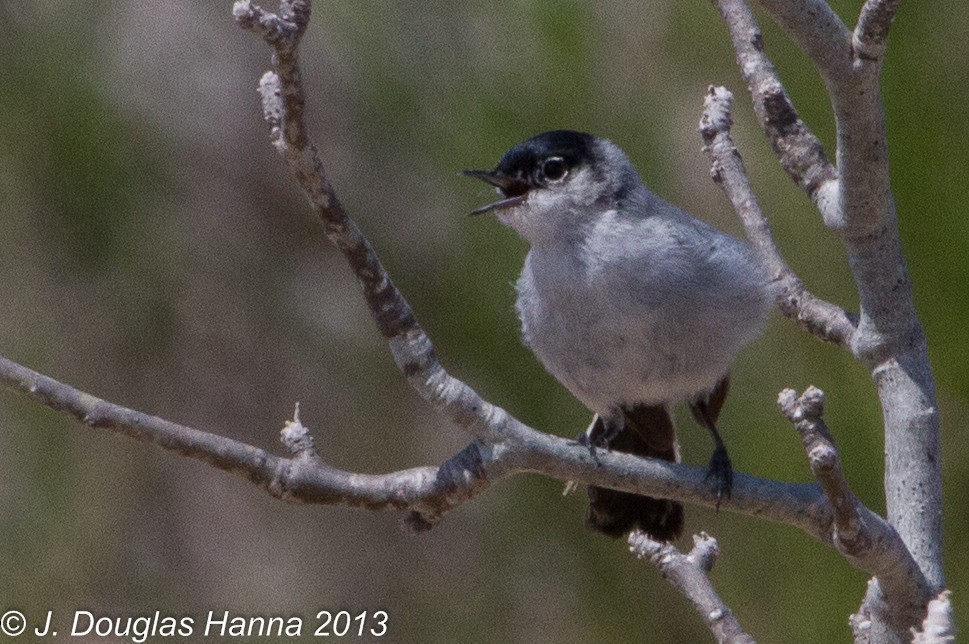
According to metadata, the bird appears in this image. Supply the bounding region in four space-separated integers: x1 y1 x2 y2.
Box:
464 130 773 541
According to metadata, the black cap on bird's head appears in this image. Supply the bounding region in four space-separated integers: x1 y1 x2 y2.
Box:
462 130 602 216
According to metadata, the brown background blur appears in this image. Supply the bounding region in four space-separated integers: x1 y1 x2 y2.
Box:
0 1 966 642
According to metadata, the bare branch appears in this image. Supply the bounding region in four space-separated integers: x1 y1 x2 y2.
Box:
753 0 854 84
739 0 894 236
779 387 931 637
699 85 856 347
854 0 901 63
716 1 945 625
629 531 756 644
234 1 527 446
2 348 844 538
712 0 840 221
777 387 860 544
0 355 501 525
12 350 930 577
744 0 896 242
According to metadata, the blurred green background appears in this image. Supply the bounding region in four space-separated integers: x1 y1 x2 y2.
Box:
0 1 964 642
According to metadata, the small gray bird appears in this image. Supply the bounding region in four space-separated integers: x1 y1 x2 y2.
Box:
465 130 773 541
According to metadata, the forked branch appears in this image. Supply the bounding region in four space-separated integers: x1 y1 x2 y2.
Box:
630 531 756 644
699 85 856 347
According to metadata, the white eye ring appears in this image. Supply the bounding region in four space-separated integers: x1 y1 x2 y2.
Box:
540 156 568 183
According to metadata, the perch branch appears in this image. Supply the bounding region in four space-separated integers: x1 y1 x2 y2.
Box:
0 334 930 621
0 352 837 537
699 85 856 347
629 531 757 644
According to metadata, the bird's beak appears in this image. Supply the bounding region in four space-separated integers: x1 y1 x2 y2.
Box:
462 169 529 216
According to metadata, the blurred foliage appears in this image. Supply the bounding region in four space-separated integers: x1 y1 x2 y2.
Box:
0 1 965 642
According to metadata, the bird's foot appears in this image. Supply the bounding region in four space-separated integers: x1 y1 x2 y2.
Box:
704 445 733 510
578 414 620 465
576 431 603 465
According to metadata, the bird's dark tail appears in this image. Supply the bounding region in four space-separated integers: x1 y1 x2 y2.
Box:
585 404 684 541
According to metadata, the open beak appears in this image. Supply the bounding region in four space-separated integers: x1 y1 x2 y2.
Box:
462 169 529 216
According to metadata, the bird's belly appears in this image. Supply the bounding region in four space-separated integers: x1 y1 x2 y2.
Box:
521 300 728 415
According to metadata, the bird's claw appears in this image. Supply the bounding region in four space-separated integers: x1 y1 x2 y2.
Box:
576 431 604 465
575 432 602 465
704 446 733 510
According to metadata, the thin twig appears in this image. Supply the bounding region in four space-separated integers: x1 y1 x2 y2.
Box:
777 387 862 547
778 387 931 636
712 0 840 222
699 86 856 347
629 531 757 644
853 0 901 63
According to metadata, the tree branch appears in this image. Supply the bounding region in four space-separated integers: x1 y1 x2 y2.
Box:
0 355 501 526
232 0 524 446
714 0 946 637
712 0 840 223
752 0 854 85
777 387 860 546
699 85 856 347
853 0 900 63
778 387 930 639
742 0 892 237
746 0 898 231
629 531 757 644
0 351 838 538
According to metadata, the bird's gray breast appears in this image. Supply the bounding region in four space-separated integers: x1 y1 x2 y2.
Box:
515 243 668 415
514 211 771 415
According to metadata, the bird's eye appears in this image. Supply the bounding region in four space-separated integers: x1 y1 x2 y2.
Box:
540 157 568 183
